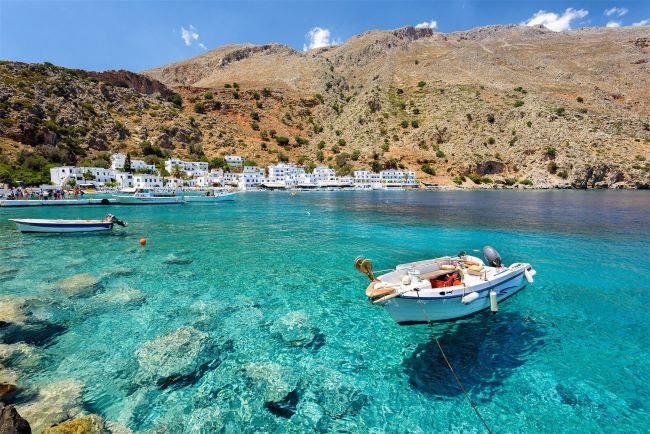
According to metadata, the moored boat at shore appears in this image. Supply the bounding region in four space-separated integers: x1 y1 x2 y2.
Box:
184 191 237 202
9 214 127 233
355 246 535 324
113 189 184 204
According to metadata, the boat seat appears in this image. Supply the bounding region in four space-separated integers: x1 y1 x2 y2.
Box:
420 269 457 281
466 265 485 276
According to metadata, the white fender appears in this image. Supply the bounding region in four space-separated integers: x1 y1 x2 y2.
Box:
524 269 534 284
461 292 479 304
490 290 498 312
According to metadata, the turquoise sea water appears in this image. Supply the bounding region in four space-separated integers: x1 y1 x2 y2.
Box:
0 191 649 432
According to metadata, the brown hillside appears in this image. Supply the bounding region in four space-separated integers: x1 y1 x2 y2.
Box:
1 25 649 188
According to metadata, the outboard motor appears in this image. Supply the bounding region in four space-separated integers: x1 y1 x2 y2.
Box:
482 246 502 267
106 214 127 227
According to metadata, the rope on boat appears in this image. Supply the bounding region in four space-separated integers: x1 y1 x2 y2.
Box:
415 290 493 434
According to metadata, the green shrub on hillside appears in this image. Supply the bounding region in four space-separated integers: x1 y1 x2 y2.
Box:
421 164 435 176
193 102 205 114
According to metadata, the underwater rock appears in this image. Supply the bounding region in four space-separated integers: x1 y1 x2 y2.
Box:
184 407 225 432
0 298 28 325
136 326 216 388
42 415 104 434
162 254 193 265
270 311 319 348
0 343 38 367
0 367 17 399
56 274 100 297
94 286 145 306
264 389 300 419
0 267 18 282
243 362 299 403
311 369 367 419
102 266 135 278
0 403 31 434
104 421 132 434
17 380 83 434
0 322 67 348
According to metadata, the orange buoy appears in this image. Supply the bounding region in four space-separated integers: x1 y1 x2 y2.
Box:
139 238 146 246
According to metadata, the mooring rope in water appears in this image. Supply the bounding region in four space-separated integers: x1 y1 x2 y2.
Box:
428 327 493 434
415 288 493 434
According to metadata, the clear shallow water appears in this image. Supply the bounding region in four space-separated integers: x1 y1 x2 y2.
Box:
0 191 649 432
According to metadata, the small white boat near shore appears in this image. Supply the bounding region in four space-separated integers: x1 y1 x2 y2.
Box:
9 214 127 233
184 191 237 203
355 246 535 324
114 189 184 205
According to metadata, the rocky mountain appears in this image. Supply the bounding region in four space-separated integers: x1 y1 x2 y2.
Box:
1 25 649 188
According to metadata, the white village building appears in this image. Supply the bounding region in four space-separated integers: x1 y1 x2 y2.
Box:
165 159 209 177
50 167 116 187
110 153 156 172
225 155 244 167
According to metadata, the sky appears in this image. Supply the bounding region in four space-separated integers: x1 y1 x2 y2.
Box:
0 0 648 72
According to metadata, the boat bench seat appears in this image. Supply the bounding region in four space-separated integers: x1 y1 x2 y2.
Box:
420 269 457 281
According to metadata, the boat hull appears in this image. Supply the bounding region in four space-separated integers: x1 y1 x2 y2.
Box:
114 196 182 204
10 219 113 233
384 269 528 324
184 193 237 202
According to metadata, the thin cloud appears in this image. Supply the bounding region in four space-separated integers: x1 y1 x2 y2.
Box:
198 42 207 51
414 19 438 30
303 27 339 51
605 7 628 17
181 25 199 46
524 8 588 32
632 19 650 26
606 21 621 27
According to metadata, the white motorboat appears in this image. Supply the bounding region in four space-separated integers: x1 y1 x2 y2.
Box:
355 246 536 324
9 214 127 233
114 189 184 204
184 191 237 203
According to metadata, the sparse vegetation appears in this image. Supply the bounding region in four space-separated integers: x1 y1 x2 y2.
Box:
576 96 584 103
545 146 557 159
275 136 290 146
487 114 495 124
514 100 524 107
417 81 426 88
421 163 435 176
193 102 205 114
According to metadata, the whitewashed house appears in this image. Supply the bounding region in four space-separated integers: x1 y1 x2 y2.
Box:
165 159 208 177
353 170 382 189
225 155 244 168
115 172 133 189
380 169 417 187
239 166 265 190
222 172 241 187
110 153 155 172
50 166 116 187
133 174 163 189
